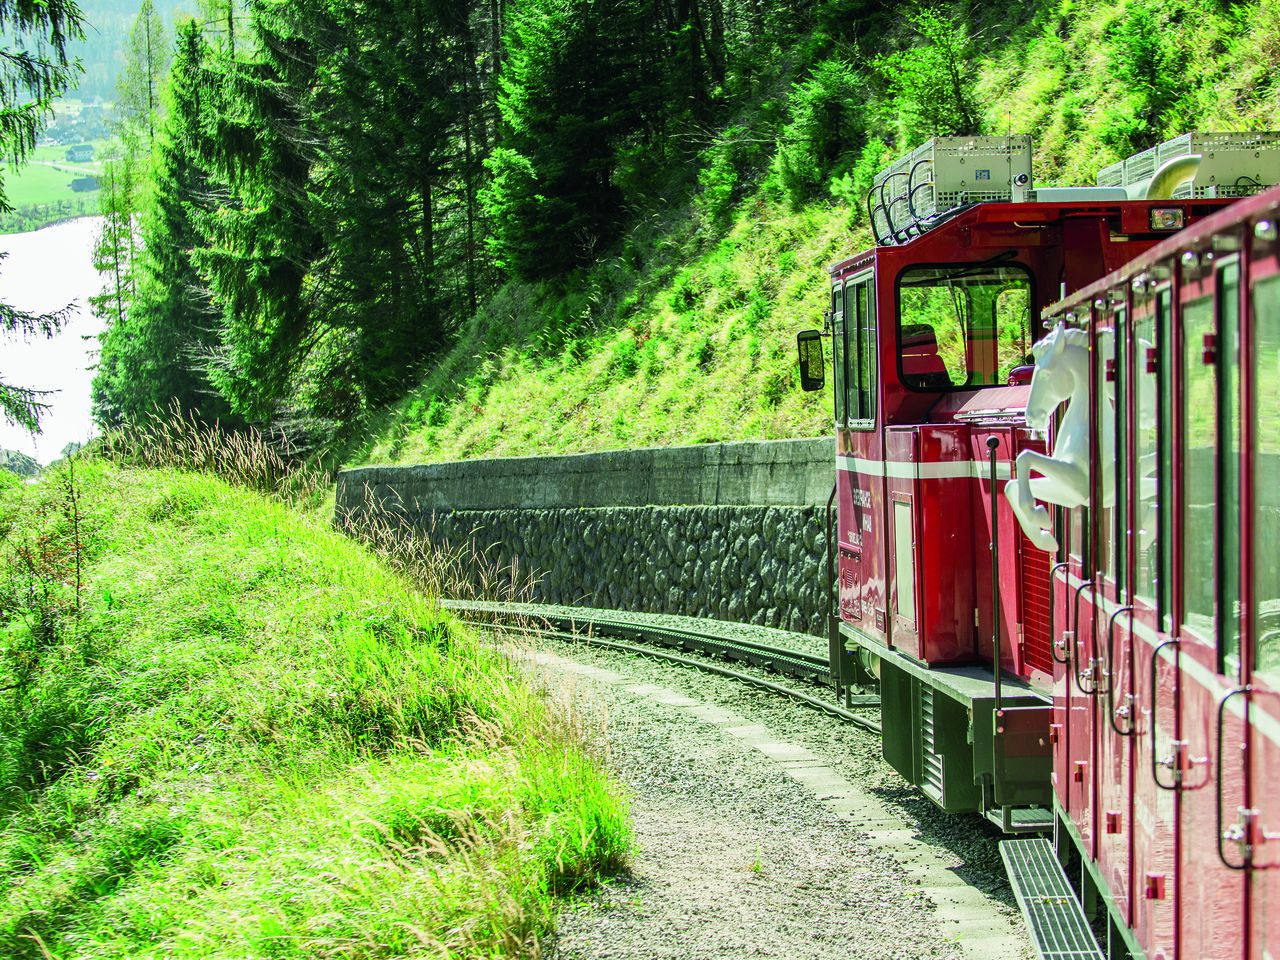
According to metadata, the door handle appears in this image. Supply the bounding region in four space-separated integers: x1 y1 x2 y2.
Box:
1215 685 1280 870
1049 561 1071 664
1069 579 1096 695
1216 685 1253 870
1107 606 1135 736
1150 637 1181 791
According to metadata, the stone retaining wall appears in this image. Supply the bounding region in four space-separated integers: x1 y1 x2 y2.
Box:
336 439 833 634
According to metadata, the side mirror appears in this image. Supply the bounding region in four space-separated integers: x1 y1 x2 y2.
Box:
796 329 824 392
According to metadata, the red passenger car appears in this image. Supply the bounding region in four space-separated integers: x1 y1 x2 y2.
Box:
798 133 1280 958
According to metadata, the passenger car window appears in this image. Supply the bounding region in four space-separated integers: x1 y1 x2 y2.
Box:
1112 311 1128 592
1253 273 1280 678
1218 261 1242 672
1133 303 1161 609
1181 294 1216 645
1157 289 1175 629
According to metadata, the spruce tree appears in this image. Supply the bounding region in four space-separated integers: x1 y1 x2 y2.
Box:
93 20 235 427
192 0 322 423
482 0 657 279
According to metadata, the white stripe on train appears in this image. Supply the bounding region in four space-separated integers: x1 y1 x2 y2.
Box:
835 455 1015 481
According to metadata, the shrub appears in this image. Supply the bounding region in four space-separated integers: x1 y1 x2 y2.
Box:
607 335 640 378
829 136 892 225
695 126 768 231
873 7 982 144
770 58 866 207
1101 0 1184 155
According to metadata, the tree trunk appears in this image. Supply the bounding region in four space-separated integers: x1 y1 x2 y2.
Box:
145 11 155 144
675 0 706 122
461 62 479 315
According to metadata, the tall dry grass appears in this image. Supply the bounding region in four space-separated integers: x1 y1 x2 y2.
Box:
98 402 330 510
98 404 545 607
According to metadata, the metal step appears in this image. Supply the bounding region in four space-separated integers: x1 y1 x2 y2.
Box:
984 804 1054 834
999 838 1104 960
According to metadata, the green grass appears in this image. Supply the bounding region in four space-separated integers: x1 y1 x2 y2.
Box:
0 459 630 958
344 0 1280 472
7 143 103 205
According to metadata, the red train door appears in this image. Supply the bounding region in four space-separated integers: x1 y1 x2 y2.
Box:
1245 220 1280 959
1176 249 1248 960
1098 298 1136 929
1130 282 1179 960
836 271 883 636
1064 501 1096 856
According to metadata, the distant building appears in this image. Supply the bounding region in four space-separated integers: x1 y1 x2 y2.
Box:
70 177 99 193
65 144 94 163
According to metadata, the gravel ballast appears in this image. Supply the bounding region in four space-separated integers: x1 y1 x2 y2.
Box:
520 636 1033 960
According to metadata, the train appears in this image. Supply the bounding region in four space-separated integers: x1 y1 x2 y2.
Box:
795 133 1280 959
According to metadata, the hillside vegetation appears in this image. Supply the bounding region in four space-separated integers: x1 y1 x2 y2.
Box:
0 459 628 957
350 0 1280 466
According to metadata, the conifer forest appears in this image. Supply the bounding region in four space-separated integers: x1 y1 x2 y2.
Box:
41 0 1271 462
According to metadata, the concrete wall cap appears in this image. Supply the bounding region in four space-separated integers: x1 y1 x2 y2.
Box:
338 437 835 510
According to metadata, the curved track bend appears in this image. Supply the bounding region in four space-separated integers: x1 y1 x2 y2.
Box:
444 600 880 734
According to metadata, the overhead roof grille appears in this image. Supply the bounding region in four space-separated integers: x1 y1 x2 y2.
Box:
869 136 1033 246
1097 131 1280 200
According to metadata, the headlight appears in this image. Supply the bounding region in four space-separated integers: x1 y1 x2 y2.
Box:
1149 207 1185 231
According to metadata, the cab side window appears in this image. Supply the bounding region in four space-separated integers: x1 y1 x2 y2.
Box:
832 285 847 425
856 280 878 425
843 274 878 427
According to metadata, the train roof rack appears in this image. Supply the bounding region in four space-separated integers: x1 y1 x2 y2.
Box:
868 136 1033 246
1096 131 1280 200
865 131 1280 248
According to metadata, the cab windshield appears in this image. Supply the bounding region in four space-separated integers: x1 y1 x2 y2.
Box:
897 263 1033 389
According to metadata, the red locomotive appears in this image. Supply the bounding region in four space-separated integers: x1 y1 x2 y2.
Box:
798 133 1280 959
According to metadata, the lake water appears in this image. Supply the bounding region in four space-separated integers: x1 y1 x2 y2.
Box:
0 217 105 464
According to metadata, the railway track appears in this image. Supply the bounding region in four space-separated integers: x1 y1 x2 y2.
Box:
450 599 1030 958
445 599 881 733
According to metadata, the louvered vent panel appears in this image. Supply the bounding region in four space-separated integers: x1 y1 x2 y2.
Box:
920 686 944 799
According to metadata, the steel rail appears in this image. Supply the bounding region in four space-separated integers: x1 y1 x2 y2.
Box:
463 617 882 734
445 600 834 688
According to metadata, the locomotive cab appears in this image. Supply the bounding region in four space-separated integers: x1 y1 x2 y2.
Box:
809 133 1280 832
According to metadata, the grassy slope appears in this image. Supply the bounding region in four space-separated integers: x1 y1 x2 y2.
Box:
0 462 628 958
348 0 1280 469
